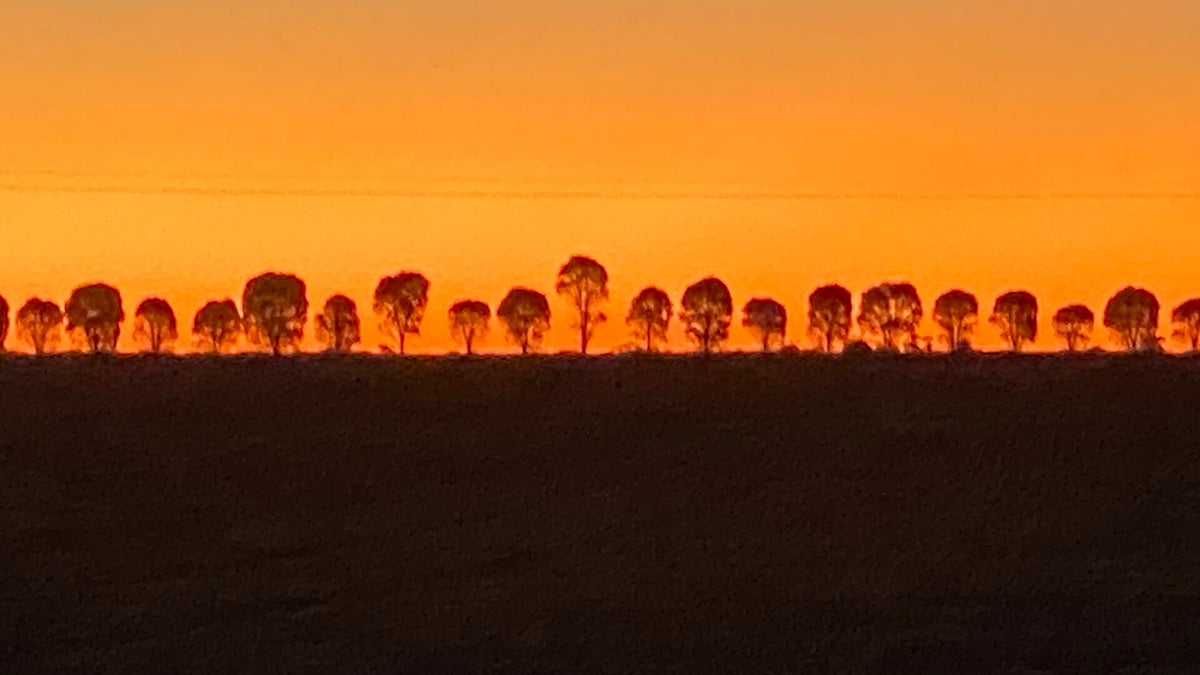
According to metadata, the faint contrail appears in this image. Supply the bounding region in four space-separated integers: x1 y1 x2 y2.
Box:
0 183 1197 201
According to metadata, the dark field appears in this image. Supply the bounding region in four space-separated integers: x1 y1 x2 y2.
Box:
3 354 1200 673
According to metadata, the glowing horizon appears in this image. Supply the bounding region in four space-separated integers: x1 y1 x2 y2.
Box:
2 1 1198 352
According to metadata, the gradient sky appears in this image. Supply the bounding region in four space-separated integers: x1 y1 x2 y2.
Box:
1 0 1198 352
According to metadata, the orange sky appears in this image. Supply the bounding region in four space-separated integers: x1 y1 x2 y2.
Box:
1 1 1198 352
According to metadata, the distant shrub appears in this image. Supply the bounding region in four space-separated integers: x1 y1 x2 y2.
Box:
843 340 873 355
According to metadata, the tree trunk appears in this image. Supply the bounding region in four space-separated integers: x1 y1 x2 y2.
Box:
646 323 653 352
579 294 590 355
762 334 770 352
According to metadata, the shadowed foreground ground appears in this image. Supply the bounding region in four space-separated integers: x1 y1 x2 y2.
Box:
2 354 1200 673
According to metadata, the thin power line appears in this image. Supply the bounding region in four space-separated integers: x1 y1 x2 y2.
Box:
1 183 1198 201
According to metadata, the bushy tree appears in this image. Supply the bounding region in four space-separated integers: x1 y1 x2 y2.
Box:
1171 298 1200 352
933 290 978 352
1053 304 1095 352
742 297 787 352
556 255 608 354
448 300 491 355
65 283 124 352
243 273 308 355
681 277 733 354
626 287 672 352
807 284 852 353
16 299 63 354
1104 287 1160 352
990 290 1038 352
316 294 361 352
497 287 551 354
857 282 922 352
193 300 242 354
133 297 178 353
374 272 430 355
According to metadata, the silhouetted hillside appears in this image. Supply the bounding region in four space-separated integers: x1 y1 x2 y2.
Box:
2 354 1200 672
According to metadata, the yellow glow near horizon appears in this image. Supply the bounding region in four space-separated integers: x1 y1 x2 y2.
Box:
1 1 1198 353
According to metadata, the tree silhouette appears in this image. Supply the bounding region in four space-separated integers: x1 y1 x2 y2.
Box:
498 287 550 354
316 294 361 352
133 298 178 353
807 284 852 353
65 283 124 353
556 255 609 354
742 298 787 352
1053 304 1095 352
0 295 7 352
448 300 491 355
681 277 733 354
243 273 308 355
857 282 922 352
990 290 1038 352
933 290 979 352
1104 287 1160 352
374 272 430 355
626 287 672 352
193 300 242 354
1170 298 1200 352
16 299 63 354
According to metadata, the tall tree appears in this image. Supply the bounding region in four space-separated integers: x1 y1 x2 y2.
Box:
193 300 242 354
807 284 852 353
857 282 922 352
498 288 551 354
243 273 308 355
1171 298 1200 352
1104 286 1160 352
133 298 178 353
65 283 124 353
0 295 8 352
316 294 361 352
933 290 978 352
16 299 63 354
626 287 672 352
990 290 1038 352
742 298 787 352
680 277 733 354
374 272 430 355
1053 304 1095 352
556 255 608 354
448 300 491 355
